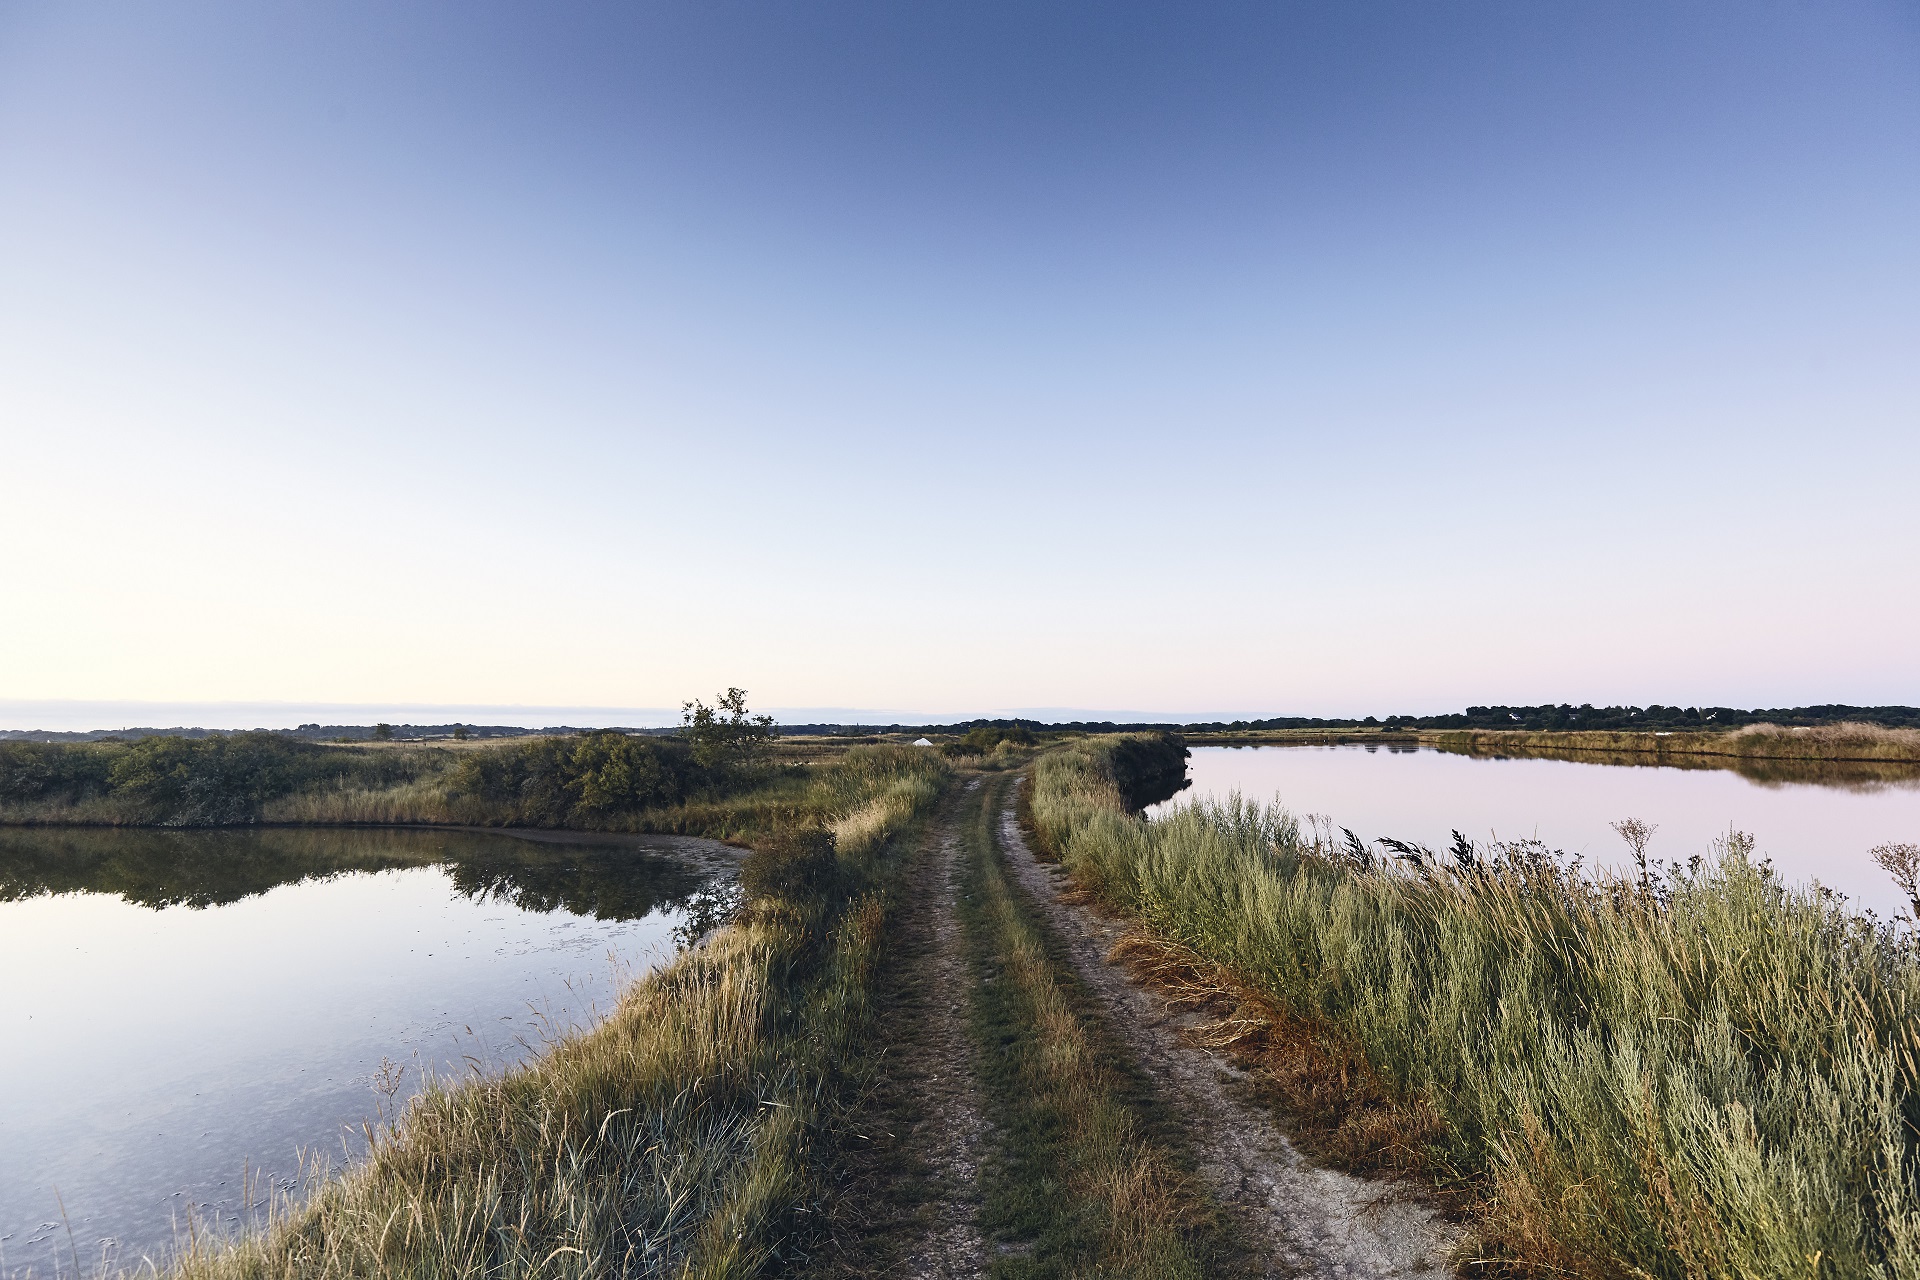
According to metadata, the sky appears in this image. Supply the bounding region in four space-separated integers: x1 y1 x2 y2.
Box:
2 1 1916 726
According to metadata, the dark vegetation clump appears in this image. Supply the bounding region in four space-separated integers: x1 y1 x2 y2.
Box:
448 731 701 826
108 734 344 825
738 826 840 902
679 686 776 771
939 723 1036 757
1106 731 1190 811
447 692 780 827
0 740 116 805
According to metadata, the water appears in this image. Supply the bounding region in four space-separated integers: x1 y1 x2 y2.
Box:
1152 744 1920 915
0 826 734 1277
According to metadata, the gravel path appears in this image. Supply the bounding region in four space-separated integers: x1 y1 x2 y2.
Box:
996 793 1459 1280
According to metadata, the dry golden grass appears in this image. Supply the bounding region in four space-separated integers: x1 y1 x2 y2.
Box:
257 780 456 825
1728 720 1920 755
1104 932 1448 1185
0 794 143 825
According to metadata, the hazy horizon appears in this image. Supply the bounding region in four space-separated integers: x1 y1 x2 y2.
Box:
6 694 1910 737
0 699 1324 734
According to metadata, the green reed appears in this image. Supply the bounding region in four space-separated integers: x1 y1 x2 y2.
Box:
1029 736 1920 1278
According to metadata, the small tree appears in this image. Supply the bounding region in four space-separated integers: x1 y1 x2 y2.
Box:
373 723 394 742
452 724 469 741
681 688 776 774
1611 817 1658 891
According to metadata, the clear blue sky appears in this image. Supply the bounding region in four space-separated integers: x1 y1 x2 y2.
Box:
2 1 1915 720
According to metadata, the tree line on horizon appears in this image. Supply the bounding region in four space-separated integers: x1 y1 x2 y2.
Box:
5 701 1917 747
785 703 1920 736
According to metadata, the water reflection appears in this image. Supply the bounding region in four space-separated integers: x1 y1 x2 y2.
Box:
0 826 732 1277
1155 745 1920 916
0 827 711 916
1428 740 1920 793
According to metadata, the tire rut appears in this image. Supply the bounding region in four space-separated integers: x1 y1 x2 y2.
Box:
996 793 1459 1280
891 778 991 1280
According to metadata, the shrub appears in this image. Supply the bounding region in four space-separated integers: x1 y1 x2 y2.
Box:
447 732 700 826
680 688 777 776
0 741 116 805
941 724 1037 757
739 827 840 901
103 733 392 825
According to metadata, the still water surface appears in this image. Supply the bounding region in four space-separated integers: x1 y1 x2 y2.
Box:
0 827 731 1277
1152 744 1920 915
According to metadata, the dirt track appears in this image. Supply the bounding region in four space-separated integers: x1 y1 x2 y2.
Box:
892 779 992 1279
820 779 991 1279
832 772 1457 1278
993 789 1459 1279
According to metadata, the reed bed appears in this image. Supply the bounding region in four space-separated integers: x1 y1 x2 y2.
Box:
161 745 949 1280
258 780 457 826
1028 736 1920 1278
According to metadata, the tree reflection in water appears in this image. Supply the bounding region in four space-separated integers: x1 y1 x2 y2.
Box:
0 826 722 921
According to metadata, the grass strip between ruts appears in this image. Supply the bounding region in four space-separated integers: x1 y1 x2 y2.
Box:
957 774 1239 1280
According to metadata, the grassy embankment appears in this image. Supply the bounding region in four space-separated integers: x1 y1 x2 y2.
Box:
1425 721 1920 766
111 742 947 1279
1028 735 1920 1278
0 730 861 838
956 773 1233 1279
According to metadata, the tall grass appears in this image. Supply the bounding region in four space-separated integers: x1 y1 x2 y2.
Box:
258 779 457 825
165 745 949 1280
1030 736 1920 1278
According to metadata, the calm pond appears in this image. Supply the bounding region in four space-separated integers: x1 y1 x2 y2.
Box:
0 826 735 1278
1151 744 1920 916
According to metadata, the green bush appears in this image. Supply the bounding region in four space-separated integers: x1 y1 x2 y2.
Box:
940 723 1037 757
448 731 702 826
2 734 447 825
0 741 116 805
106 733 311 824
